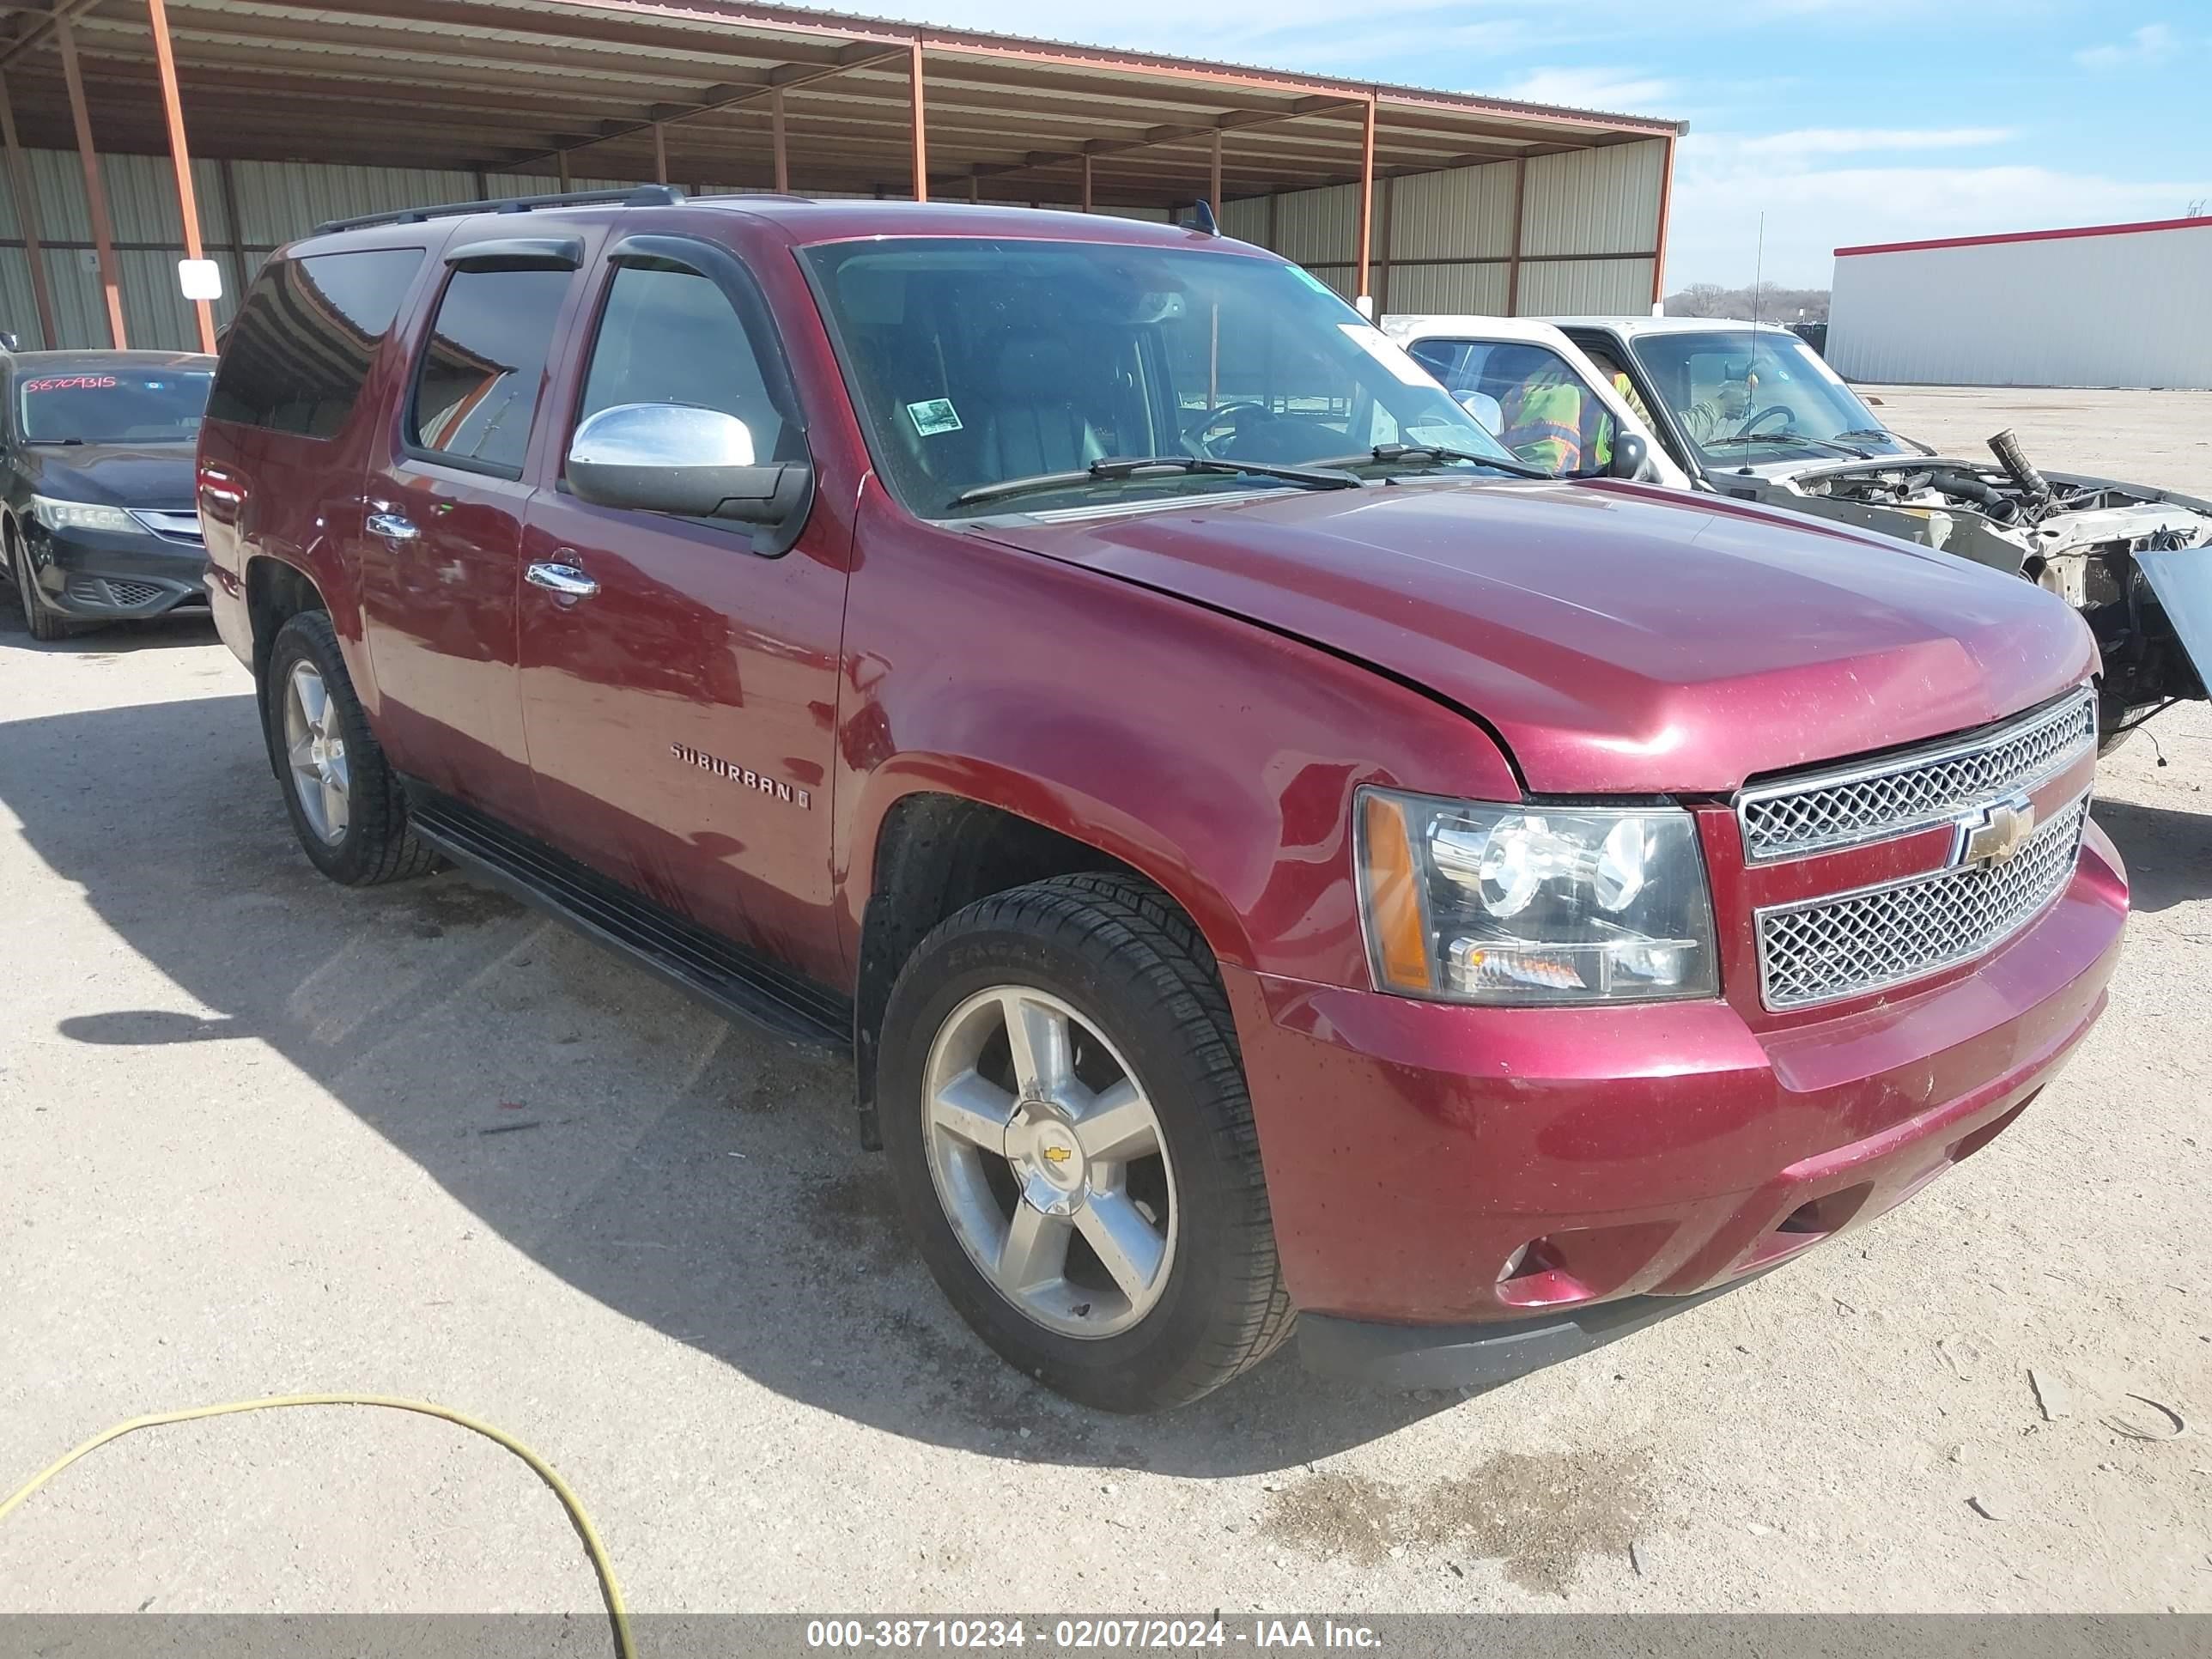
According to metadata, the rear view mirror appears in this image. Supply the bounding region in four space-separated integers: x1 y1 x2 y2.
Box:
1455 389 1504 435
1609 431 1650 481
568 403 809 529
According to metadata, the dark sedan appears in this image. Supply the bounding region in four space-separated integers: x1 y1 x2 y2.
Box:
1 349 215 639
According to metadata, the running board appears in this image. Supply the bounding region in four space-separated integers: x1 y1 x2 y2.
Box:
402 781 851 1050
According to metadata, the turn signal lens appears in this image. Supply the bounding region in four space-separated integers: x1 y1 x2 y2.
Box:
1359 791 1434 992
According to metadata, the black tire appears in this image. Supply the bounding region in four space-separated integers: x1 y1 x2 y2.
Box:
9 521 72 641
879 872 1292 1412
263 610 441 885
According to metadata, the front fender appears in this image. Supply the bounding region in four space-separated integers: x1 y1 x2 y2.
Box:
833 492 1520 990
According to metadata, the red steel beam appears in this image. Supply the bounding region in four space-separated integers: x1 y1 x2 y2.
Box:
1504 154 1528 314
54 17 125 346
146 0 216 352
908 37 926 202
770 86 787 191
1354 92 1375 310
0 69 56 347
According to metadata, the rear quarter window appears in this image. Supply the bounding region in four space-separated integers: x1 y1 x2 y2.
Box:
208 247 424 438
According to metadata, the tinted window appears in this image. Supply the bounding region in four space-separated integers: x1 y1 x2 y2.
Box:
20 368 211 443
207 248 422 437
409 266 571 476
578 264 788 461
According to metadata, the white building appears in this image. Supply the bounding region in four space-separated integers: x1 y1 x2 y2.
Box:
1826 215 2212 390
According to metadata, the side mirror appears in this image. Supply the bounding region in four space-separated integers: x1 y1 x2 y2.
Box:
1455 389 1504 435
1609 431 1650 481
568 403 809 528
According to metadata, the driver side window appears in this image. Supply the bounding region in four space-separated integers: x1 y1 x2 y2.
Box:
577 264 789 463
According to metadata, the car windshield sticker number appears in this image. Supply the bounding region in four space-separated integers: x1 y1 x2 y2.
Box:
907 398 963 437
22 375 120 393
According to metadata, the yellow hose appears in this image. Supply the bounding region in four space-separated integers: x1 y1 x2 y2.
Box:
0 1395 632 1659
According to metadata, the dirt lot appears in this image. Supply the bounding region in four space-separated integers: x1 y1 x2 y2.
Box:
1 386 2207 1615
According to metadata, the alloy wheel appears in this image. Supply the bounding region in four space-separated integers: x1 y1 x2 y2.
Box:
921 984 1177 1338
283 659 350 845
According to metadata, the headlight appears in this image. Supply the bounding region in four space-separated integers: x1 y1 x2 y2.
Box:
30 496 141 534
1356 787 1719 1005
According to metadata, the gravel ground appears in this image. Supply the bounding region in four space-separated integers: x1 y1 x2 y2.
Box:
1 386 2207 1616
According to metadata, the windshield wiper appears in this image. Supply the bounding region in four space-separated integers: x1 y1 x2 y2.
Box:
1709 432 1871 461
951 454 1359 508
1308 441 1553 482
1833 428 1896 442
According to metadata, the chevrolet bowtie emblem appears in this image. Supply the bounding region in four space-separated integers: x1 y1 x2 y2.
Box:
1954 793 2037 869
1042 1145 1073 1164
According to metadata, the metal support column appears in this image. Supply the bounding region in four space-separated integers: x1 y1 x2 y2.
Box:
55 16 125 347
1079 151 1092 212
907 40 927 203
1650 134 1675 308
1209 129 1222 213
145 0 216 353
1504 154 1528 314
0 70 57 348
1354 94 1376 313
771 88 788 192
651 121 667 185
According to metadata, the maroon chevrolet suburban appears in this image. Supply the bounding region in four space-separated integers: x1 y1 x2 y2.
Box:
198 187 2128 1412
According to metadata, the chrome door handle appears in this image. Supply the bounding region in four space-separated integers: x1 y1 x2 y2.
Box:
526 562 599 599
365 510 418 544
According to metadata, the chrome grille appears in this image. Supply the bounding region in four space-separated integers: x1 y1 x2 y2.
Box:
1756 794 2088 1011
1737 690 2096 863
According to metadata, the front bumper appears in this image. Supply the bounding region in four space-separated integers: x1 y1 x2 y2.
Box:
17 520 209 620
1228 820 2128 1387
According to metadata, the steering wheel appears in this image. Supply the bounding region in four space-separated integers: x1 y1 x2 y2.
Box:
1181 402 1272 454
1741 404 1797 435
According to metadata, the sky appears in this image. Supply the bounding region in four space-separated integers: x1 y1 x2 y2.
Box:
853 0 2212 289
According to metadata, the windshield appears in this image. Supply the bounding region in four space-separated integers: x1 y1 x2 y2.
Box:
1403 336 1626 477
804 237 1516 516
17 368 213 445
1623 329 1911 465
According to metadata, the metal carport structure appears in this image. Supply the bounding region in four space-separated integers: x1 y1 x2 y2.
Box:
0 0 1683 352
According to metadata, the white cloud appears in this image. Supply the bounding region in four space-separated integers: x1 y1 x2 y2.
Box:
2074 22 2179 70
1722 126 2016 160
1491 65 1676 112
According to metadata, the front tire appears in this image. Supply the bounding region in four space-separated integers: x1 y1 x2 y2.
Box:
264 610 441 885
9 521 70 641
879 873 1291 1412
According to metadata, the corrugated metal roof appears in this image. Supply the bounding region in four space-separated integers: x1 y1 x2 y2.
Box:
0 0 1680 212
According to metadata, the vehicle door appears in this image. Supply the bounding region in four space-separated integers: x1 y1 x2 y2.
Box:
517 234 848 982
1565 331 1705 485
356 234 590 823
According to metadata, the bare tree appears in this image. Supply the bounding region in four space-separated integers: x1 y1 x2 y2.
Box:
1664 283 1829 324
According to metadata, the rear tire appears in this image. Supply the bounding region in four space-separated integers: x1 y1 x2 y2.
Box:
264 610 441 885
9 522 71 641
879 872 1291 1412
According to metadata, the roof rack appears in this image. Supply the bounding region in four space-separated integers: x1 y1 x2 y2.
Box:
313 183 684 238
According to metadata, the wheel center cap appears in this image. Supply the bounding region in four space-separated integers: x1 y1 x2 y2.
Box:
1006 1097 1087 1217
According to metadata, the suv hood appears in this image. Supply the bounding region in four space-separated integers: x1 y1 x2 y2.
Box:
970 479 2096 794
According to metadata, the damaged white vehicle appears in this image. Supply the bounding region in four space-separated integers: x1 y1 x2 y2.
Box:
1389 313 2212 742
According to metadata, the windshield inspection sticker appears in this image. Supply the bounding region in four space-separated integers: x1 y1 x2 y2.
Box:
907 398 963 437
